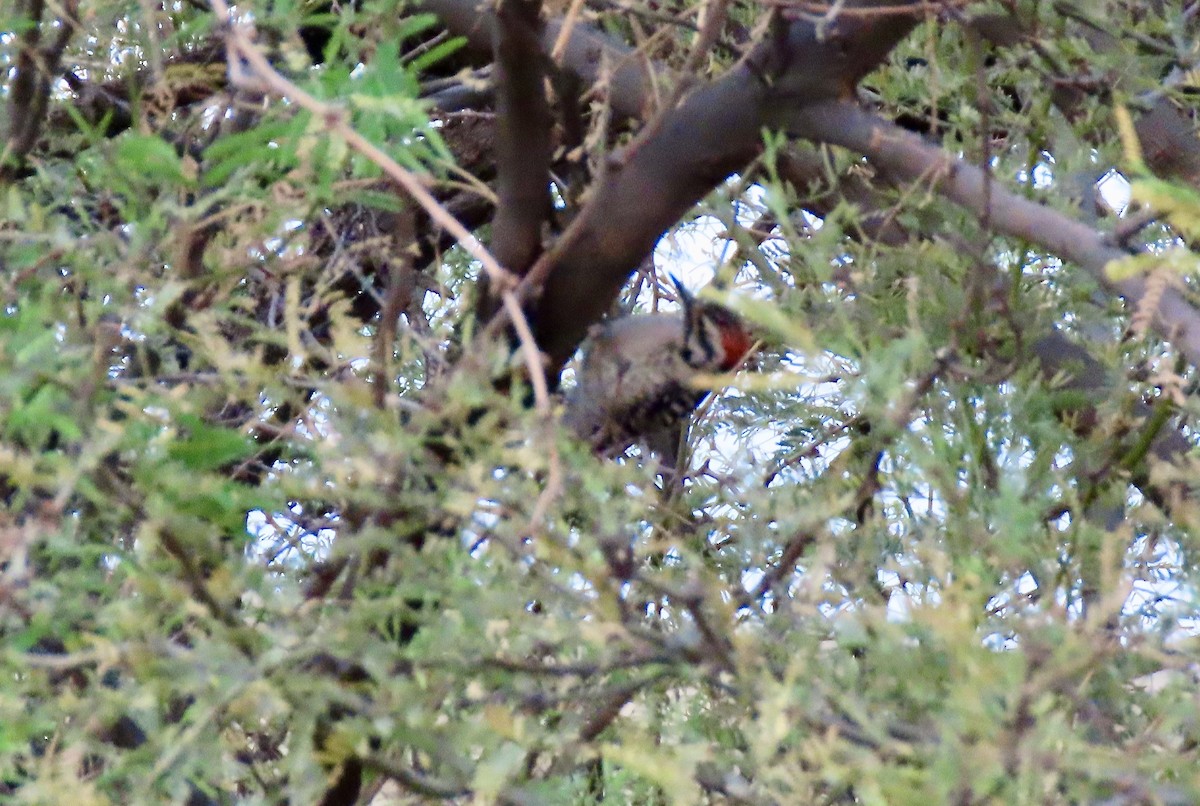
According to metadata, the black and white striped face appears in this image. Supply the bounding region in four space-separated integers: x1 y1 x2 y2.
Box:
671 276 750 371
682 302 744 369
681 301 717 368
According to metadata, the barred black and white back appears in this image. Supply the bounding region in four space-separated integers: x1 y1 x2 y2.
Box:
563 282 753 466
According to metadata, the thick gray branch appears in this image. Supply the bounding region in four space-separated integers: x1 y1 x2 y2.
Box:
787 101 1200 368
489 0 552 276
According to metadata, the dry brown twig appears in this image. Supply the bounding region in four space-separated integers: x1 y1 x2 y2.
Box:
550 0 589 63
1129 268 1174 340
764 0 967 16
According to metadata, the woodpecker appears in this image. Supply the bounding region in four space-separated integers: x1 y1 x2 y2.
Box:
564 278 754 466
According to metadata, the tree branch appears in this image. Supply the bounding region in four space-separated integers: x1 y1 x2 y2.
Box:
489 0 552 276
965 9 1200 191
2 0 77 183
423 0 655 121
787 100 1200 368
428 0 922 372
777 113 1198 514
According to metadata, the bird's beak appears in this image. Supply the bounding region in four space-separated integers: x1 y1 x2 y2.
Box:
668 274 694 309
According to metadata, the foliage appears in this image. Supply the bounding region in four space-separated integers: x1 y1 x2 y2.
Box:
2 0 1200 803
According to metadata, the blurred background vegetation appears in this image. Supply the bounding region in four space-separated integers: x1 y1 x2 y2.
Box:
2 0 1200 803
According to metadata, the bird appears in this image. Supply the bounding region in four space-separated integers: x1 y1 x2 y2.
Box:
563 277 754 469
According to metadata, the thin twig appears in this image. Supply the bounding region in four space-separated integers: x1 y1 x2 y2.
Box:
765 0 966 16
673 0 732 100
360 755 470 799
550 0 588 63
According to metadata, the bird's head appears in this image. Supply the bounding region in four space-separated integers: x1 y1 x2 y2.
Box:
671 276 755 372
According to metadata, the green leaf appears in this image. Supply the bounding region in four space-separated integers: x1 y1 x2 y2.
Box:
202 118 300 186
6 384 82 447
166 414 256 471
1130 177 1200 241
394 12 440 44
407 36 466 73
115 133 190 186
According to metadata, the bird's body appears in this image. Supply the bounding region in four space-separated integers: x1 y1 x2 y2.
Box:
564 286 753 466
